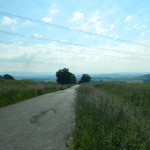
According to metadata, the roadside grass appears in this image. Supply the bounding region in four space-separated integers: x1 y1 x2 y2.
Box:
73 83 150 150
94 82 150 117
0 79 70 108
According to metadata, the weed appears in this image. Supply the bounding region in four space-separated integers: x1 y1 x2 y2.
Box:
73 83 150 150
0 79 70 108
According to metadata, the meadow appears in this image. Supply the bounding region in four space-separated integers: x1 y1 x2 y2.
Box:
73 82 150 150
0 79 70 108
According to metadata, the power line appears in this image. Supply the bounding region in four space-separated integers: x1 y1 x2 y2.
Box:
0 30 149 58
0 40 149 62
0 11 149 47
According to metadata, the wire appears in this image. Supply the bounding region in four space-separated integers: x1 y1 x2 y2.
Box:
0 40 149 62
0 30 149 58
0 11 149 47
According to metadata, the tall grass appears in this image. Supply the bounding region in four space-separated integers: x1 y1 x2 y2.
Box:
94 82 150 117
73 83 150 150
0 79 70 108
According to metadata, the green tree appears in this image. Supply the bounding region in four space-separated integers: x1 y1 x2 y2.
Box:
79 74 91 83
70 73 77 84
3 74 15 80
56 68 76 84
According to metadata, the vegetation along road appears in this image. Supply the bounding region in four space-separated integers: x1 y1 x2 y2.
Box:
0 85 79 150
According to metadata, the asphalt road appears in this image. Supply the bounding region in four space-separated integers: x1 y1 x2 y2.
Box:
0 85 79 150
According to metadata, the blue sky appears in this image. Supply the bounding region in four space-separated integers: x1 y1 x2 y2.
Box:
0 0 149 73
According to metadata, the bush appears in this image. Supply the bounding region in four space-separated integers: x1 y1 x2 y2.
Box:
79 74 91 83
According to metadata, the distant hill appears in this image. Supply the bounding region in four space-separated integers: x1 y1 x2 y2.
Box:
141 74 150 78
1 72 150 83
141 74 150 83
0 72 56 82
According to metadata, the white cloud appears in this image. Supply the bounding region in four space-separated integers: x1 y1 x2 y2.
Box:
50 4 59 14
88 11 101 23
1 16 17 25
52 4 56 8
33 33 42 38
140 31 149 36
125 15 133 22
124 24 142 31
50 9 59 14
0 39 150 73
93 21 108 34
69 10 117 35
42 17 52 23
71 11 109 34
109 24 116 30
88 11 109 33
23 20 32 26
95 27 108 34
132 24 143 30
70 12 84 23
140 32 145 36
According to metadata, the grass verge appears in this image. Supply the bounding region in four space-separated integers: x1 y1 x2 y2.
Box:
73 83 150 150
0 79 70 108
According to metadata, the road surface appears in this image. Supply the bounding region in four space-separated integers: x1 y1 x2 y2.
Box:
0 85 79 150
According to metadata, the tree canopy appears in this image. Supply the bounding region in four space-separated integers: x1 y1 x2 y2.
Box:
79 74 91 83
0 74 15 80
56 68 76 84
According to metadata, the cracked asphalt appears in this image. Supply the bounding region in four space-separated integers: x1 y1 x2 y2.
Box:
0 85 79 150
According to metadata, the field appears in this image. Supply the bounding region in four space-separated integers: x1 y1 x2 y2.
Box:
73 82 150 150
0 79 70 108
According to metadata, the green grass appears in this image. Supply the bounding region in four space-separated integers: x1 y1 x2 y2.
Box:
0 79 70 108
94 82 150 117
73 83 150 150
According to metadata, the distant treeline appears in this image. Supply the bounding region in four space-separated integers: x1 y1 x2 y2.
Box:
0 74 15 80
141 74 150 83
